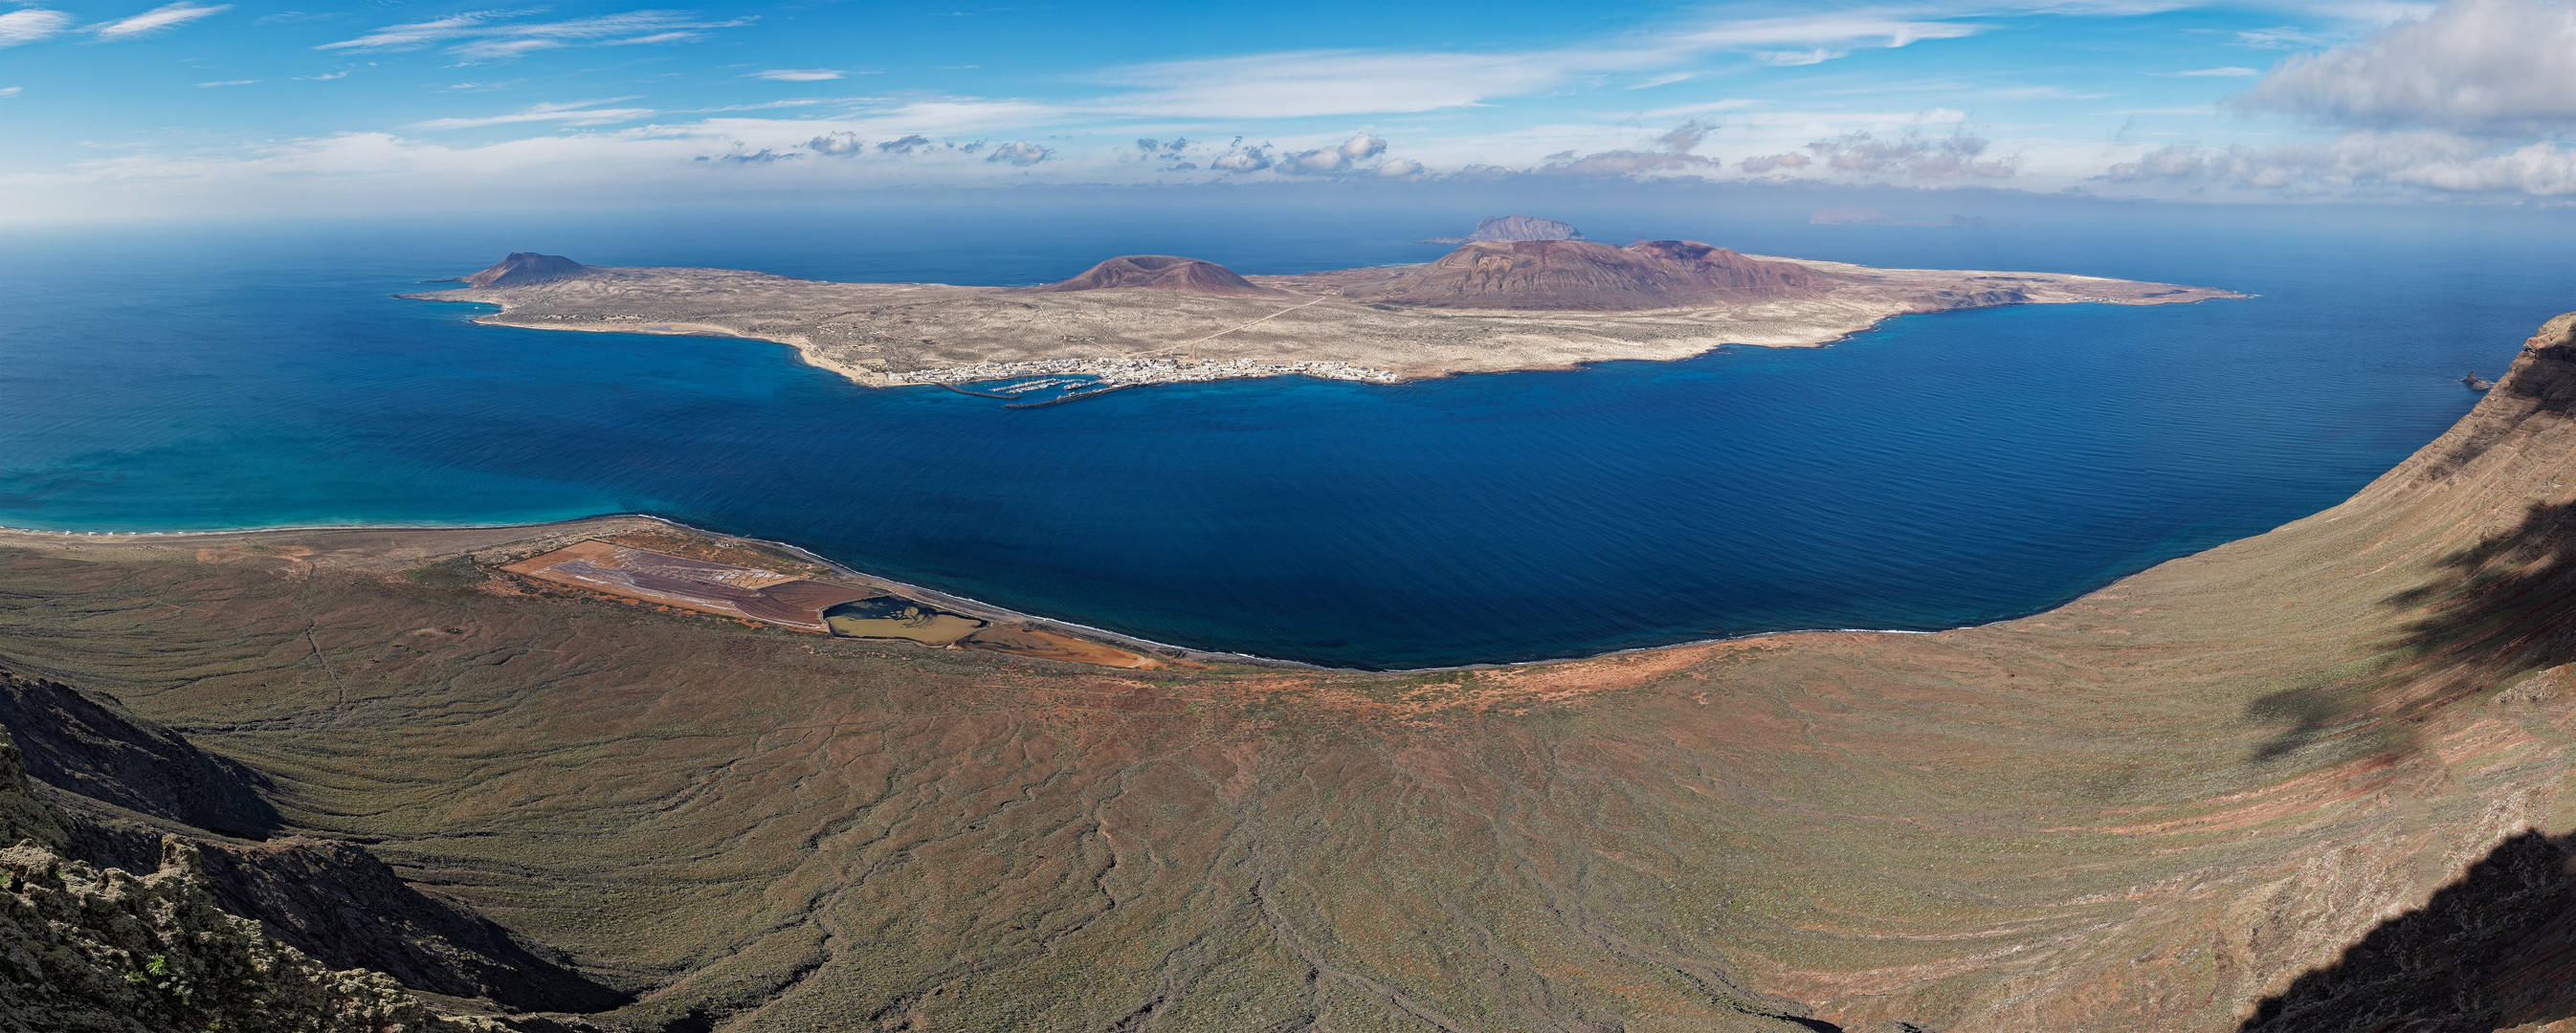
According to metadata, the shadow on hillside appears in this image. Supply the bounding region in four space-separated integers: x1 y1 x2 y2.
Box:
2245 495 2576 771
2242 686 2346 764
0 669 282 838
2384 498 2576 691
2239 829 2576 1032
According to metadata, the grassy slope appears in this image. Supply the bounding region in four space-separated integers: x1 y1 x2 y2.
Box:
3 318 2576 1031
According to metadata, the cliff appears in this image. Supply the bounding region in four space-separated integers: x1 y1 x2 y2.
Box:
0 730 496 1033
0 669 279 838
0 669 625 1015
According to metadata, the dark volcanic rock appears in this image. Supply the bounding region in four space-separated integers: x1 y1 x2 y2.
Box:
1420 213 1586 244
0 736 483 1033
0 734 69 853
1353 238 1839 311
0 669 623 1013
197 837 632 1012
0 668 278 838
1027 254 1286 297
2241 830 2576 1033
465 252 589 288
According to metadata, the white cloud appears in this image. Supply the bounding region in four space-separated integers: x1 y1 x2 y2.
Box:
1658 119 1720 152
2243 0 2576 132
1742 151 1813 172
193 79 257 88
1278 149 1344 173
0 9 74 46
2100 130 2576 194
1088 8 2008 121
411 99 656 130
985 141 1050 165
1807 127 2014 178
1210 144 1272 172
694 99 828 112
320 11 746 61
1984 84 2111 98
1270 133 1402 175
0 86 21 98
751 69 842 81
1629 71 1699 89
1636 99 1761 120
2232 25 2325 48
2150 66 2260 77
1670 10 1984 63
1099 51 1567 120
1543 149 1721 175
93 2 229 40
807 131 863 156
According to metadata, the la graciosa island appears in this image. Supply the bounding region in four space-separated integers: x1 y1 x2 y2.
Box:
408 218 2243 396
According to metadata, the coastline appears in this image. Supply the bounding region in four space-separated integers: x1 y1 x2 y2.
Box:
416 289 2231 397
0 513 1982 673
402 255 2246 393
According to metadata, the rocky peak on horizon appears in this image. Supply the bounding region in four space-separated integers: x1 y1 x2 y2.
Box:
1420 214 1585 245
1353 237 1837 311
463 252 588 288
1026 253 1287 297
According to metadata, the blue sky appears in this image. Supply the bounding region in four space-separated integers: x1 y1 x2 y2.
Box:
6 0 2576 219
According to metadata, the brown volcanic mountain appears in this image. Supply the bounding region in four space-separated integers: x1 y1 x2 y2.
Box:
1026 253 1287 297
1345 238 1841 311
462 252 588 288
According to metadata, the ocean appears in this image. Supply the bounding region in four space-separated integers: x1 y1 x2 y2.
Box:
1 196 2564 668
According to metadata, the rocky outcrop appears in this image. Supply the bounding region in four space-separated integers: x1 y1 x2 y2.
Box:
197 837 631 1012
0 668 278 838
0 669 625 1015
0 731 494 1033
1347 238 1840 311
0 737 66 855
1026 254 1287 297
464 253 589 288
1420 214 1585 244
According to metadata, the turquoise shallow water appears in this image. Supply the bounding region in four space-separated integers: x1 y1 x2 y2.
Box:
0 203 2564 668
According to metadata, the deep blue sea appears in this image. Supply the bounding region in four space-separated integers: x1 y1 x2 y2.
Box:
3 197 2567 668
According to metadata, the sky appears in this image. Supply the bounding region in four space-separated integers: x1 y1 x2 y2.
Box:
6 0 2576 220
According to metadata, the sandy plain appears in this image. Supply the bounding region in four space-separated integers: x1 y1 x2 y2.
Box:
404 253 2242 389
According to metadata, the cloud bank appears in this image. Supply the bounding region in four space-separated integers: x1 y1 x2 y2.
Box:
2242 0 2576 132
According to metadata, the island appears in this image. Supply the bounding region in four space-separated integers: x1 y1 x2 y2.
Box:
403 233 2243 391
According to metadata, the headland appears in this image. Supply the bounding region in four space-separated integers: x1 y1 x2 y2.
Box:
403 235 2243 391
